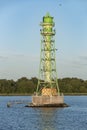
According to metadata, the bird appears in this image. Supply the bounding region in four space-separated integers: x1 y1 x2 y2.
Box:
59 3 62 6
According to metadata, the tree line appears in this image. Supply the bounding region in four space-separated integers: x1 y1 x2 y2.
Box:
0 77 87 94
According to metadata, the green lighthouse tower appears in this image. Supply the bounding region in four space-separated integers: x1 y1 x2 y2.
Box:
36 13 60 96
32 13 64 106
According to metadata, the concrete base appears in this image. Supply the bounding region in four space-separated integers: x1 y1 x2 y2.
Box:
25 95 69 107
32 95 64 105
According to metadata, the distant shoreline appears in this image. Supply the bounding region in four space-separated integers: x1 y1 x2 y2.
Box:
64 93 87 96
0 93 32 96
0 93 87 96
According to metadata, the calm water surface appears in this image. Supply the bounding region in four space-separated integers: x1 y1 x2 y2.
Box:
0 96 87 130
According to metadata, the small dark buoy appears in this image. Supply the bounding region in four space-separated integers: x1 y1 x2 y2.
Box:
7 102 11 107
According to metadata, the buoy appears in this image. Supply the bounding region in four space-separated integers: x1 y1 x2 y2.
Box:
7 102 11 107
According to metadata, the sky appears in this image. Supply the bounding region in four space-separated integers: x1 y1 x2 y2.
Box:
0 0 87 80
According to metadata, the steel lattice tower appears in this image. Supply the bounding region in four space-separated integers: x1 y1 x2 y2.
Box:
36 13 60 96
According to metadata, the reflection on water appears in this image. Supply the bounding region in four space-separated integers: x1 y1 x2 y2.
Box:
33 107 62 130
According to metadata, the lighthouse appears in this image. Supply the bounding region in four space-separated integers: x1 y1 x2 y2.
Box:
30 13 68 107
36 13 60 96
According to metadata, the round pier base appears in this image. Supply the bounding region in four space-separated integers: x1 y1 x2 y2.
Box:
25 103 69 107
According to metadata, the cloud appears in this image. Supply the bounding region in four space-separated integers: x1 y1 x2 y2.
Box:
10 53 39 62
70 56 87 69
79 56 87 61
57 56 87 71
11 54 25 57
0 56 8 59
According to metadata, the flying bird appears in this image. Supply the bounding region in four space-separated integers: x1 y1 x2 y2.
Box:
59 3 62 6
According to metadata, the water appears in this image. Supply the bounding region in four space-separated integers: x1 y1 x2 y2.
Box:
0 96 87 130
